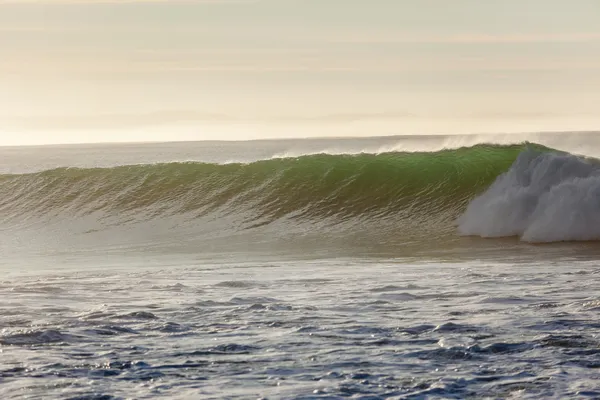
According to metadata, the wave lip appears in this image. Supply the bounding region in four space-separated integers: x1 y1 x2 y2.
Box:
458 147 600 242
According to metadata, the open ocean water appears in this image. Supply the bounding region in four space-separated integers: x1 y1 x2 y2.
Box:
2 132 600 399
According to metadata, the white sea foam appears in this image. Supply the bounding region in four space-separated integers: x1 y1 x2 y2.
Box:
458 148 600 242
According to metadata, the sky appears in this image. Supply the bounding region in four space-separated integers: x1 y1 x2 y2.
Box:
1 0 599 145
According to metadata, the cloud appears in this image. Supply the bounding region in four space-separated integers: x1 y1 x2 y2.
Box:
0 0 259 4
3 51 600 78
1 110 419 131
1 111 235 131
333 32 600 44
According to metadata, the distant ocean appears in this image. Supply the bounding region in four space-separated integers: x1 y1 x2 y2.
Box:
2 132 600 399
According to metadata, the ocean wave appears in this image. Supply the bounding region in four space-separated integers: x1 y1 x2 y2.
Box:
1 142 599 244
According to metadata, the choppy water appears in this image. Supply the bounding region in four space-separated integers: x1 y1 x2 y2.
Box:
3 257 600 399
2 133 600 399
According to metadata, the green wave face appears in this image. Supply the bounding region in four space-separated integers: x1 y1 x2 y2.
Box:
0 143 533 228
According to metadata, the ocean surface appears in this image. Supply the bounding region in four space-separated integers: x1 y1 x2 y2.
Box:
2 132 600 399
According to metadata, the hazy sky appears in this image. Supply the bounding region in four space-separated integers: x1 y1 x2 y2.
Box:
1 0 599 145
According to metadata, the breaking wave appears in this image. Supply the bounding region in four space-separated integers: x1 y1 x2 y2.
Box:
1 142 600 246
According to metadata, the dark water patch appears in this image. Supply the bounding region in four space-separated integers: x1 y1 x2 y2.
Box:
364 338 439 347
446 311 468 316
193 300 232 308
66 395 121 400
470 333 496 341
402 384 475 400
369 284 424 293
84 329 121 337
566 359 600 369
562 348 600 358
306 332 360 342
101 325 138 334
246 319 288 329
245 303 294 312
172 343 259 357
402 340 535 361
78 311 116 321
0 307 28 316
286 278 335 285
10 285 66 294
156 322 190 333
435 291 483 300
0 329 80 346
84 325 138 336
89 370 122 378
296 325 320 333
210 343 260 354
214 280 258 288
406 346 479 361
230 296 280 305
365 300 394 307
433 322 481 333
470 342 533 354
41 306 73 314
377 293 422 301
338 326 395 336
151 362 210 370
1 318 32 327
534 334 596 349
0 366 28 377
120 370 165 382
198 322 249 335
99 361 133 371
478 296 532 304
530 302 562 309
149 283 188 291
487 376 551 396
525 318 600 331
566 268 600 275
114 311 158 320
398 324 436 335
575 391 600 398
